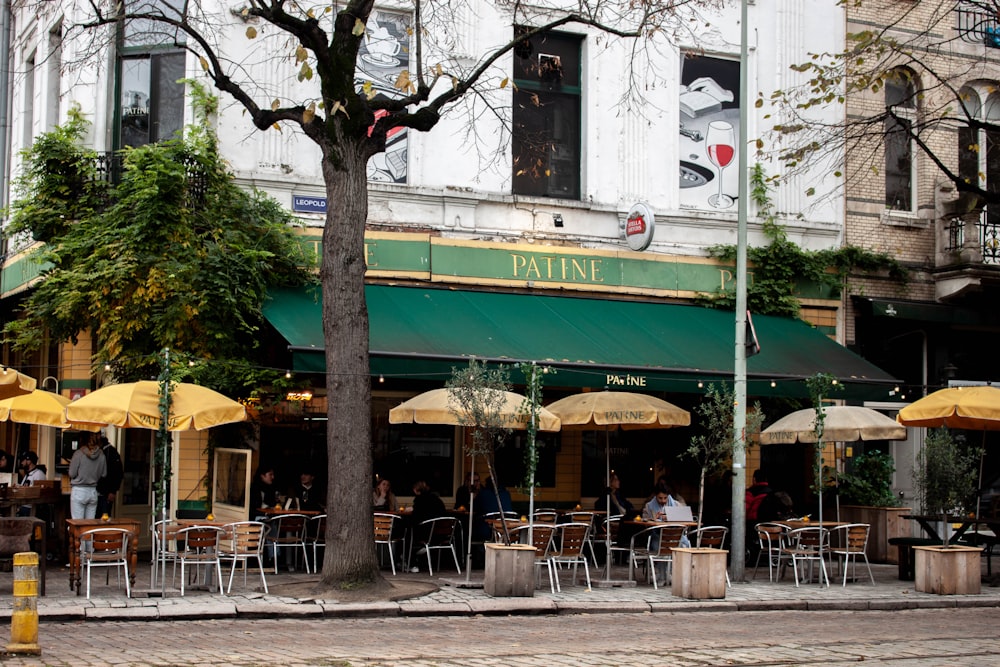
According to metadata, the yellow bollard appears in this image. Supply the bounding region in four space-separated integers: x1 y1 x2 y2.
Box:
7 551 40 655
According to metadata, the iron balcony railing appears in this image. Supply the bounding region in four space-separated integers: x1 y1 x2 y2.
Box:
945 209 1000 264
956 1 1000 47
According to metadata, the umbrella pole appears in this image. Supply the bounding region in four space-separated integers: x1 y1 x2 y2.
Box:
465 455 475 582
604 428 612 582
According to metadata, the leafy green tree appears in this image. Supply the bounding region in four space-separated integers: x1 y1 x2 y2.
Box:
5 100 315 388
838 450 897 507
916 429 982 526
63 0 715 591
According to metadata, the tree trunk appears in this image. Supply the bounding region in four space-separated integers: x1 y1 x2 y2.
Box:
318 139 381 587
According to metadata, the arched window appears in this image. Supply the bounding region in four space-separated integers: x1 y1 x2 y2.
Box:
884 69 917 211
958 84 1000 262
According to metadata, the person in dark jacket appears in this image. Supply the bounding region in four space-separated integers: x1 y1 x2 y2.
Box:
96 436 124 517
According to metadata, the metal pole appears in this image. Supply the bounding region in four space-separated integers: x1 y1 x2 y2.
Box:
730 0 751 583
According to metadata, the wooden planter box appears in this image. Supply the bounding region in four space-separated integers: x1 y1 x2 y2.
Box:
483 543 536 597
914 545 982 595
839 506 911 564
671 547 727 600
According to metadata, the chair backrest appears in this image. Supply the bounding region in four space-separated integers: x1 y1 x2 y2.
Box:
483 511 518 521
224 521 267 555
271 513 308 538
80 528 130 556
692 525 728 549
552 522 590 557
511 524 555 555
373 513 397 541
420 516 458 545
603 515 623 541
564 512 595 526
787 526 828 551
839 523 870 553
756 522 787 551
652 524 688 556
488 518 521 542
310 514 327 542
177 526 223 552
533 510 559 523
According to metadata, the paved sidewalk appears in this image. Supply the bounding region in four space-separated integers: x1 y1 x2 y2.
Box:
2 558 998 623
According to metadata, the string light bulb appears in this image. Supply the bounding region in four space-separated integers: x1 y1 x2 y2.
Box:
770 380 776 388
697 380 704 389
104 363 111 372
378 374 385 383
285 370 292 379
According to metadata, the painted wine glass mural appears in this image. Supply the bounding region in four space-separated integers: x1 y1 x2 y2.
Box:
706 120 735 208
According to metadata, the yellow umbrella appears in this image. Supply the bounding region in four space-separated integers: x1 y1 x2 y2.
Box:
897 385 1000 430
64 380 247 431
0 368 36 401
389 387 561 431
0 390 101 430
545 390 690 583
761 406 907 444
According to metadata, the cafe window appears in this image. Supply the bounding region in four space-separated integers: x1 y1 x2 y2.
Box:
512 29 583 200
884 68 917 212
372 395 456 496
117 0 187 148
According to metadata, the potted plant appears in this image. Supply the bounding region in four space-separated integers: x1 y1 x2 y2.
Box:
912 428 983 594
838 449 912 564
447 359 547 597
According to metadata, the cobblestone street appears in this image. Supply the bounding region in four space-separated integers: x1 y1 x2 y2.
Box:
2 607 998 666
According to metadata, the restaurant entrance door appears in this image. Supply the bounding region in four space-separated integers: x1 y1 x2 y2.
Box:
117 429 153 550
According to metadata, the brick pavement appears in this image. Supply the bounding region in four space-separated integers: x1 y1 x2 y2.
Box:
0 556 995 623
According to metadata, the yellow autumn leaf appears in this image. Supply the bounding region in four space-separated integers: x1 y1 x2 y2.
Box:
500 77 508 89
199 56 209 71
271 99 280 111
394 70 415 94
435 63 443 76
272 122 282 132
303 102 316 124
544 169 551 177
352 18 365 36
246 26 257 39
306 7 315 18
296 45 308 64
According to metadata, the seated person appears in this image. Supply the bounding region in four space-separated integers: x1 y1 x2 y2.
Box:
372 478 397 512
410 480 447 526
249 465 278 520
642 483 682 521
596 473 634 517
454 472 480 510
473 478 513 541
287 470 325 512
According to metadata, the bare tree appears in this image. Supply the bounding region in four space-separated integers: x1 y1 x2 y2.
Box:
764 0 1000 210
58 0 718 590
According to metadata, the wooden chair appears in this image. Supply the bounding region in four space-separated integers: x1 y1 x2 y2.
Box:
219 521 269 594
510 524 557 593
532 509 559 523
412 516 462 575
782 526 830 587
643 524 688 589
264 513 310 573
548 522 592 590
562 512 599 566
374 513 404 575
175 525 225 595
830 523 875 586
79 528 131 599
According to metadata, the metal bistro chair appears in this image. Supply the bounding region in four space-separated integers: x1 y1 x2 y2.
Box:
691 524 730 587
264 513 310 573
308 514 327 573
602 515 632 567
532 509 559 524
150 519 181 588
510 523 558 593
175 525 225 596
782 526 830 587
374 513 405 575
752 522 791 582
562 512 599 566
412 516 462 576
220 521 269 594
642 524 688 590
548 522 592 590
79 527 131 600
830 523 875 586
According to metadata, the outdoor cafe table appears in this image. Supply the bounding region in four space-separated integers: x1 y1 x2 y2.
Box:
66 518 141 595
902 514 1000 544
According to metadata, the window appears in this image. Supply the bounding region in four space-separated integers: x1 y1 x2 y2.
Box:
512 30 582 199
884 69 917 211
958 84 1000 262
117 0 186 148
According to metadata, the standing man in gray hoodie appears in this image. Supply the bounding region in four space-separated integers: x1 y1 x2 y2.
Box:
69 434 107 519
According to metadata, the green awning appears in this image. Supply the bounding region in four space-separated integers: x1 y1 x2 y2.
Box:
264 285 898 400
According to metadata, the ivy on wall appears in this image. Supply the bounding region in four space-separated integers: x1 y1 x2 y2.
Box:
703 164 907 317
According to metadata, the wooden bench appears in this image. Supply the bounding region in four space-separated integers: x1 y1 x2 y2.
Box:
888 537 938 580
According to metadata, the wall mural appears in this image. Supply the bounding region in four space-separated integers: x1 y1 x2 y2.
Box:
356 10 410 184
678 55 740 211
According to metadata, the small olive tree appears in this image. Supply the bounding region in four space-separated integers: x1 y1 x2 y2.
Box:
686 384 764 532
916 428 982 544
447 359 516 545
